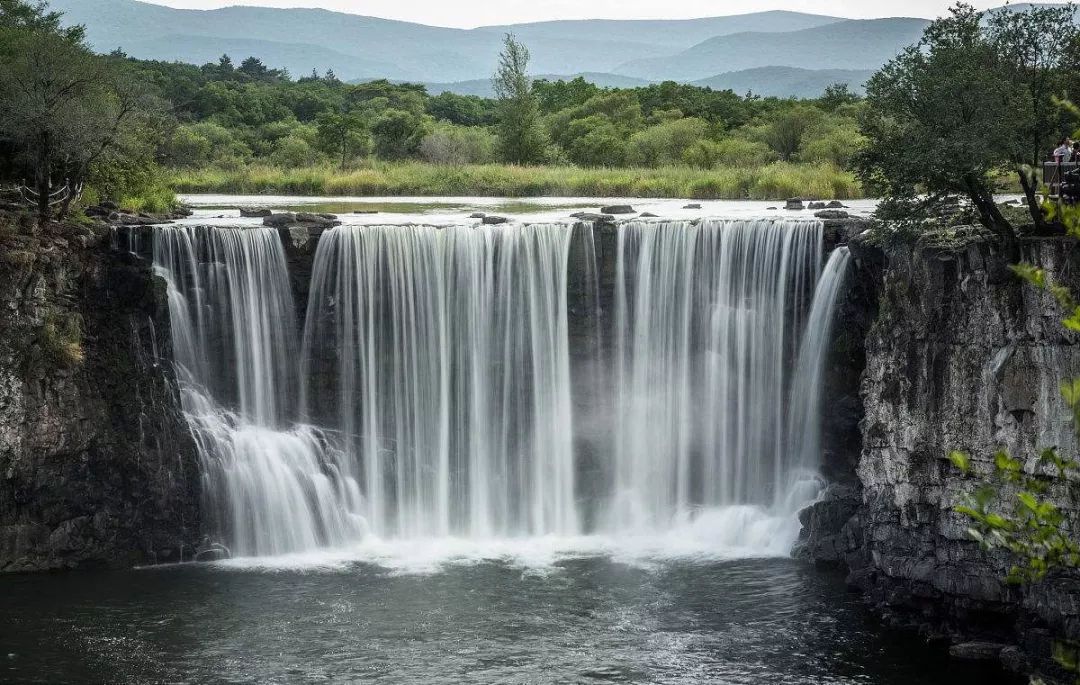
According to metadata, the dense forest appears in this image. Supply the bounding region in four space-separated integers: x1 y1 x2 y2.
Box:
1 0 1080 213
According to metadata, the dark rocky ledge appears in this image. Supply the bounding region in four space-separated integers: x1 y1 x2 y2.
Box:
0 218 201 571
798 227 1080 683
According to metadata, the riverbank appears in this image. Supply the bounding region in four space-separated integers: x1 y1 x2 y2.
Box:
166 161 862 201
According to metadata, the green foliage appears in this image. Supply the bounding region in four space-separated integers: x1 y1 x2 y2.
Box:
418 124 496 165
493 34 547 165
627 117 710 167
371 108 430 160
856 3 1079 246
315 110 370 168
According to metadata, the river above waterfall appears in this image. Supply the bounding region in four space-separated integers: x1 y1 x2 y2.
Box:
177 194 881 226
0 556 1016 684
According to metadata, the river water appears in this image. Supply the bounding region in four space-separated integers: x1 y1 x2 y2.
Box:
0 555 1015 684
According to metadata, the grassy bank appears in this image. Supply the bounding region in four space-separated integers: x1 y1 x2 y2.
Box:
166 162 863 200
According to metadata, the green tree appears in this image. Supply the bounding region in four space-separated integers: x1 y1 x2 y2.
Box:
628 117 710 167
370 108 429 160
0 0 83 43
492 33 547 165
0 29 147 220
315 110 369 168
856 4 1024 254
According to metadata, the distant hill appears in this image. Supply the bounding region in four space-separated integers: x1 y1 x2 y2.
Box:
48 0 1062 94
691 67 876 98
474 11 843 49
417 67 872 99
613 18 932 81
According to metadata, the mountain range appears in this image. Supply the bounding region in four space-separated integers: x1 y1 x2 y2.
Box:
48 0 1050 98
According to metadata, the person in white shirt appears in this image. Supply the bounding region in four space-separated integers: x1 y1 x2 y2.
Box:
1054 138 1072 162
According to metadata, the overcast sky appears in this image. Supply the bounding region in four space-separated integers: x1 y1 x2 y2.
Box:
138 0 1017 28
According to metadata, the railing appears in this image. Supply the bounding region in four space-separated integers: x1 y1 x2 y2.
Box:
15 179 84 209
1043 161 1079 200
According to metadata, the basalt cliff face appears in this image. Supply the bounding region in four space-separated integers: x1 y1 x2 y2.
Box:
0 222 200 571
801 229 1080 679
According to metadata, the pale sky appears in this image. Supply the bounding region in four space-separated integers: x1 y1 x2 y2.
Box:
136 0 1017 28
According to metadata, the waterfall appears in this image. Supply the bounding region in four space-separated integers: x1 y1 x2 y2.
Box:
149 217 854 560
787 247 852 479
154 226 365 557
610 219 823 531
300 224 578 539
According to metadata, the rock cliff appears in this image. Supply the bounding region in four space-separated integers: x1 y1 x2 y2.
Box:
801 227 1080 680
0 220 200 571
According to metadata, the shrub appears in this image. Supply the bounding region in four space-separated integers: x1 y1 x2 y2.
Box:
628 118 709 167
418 124 496 165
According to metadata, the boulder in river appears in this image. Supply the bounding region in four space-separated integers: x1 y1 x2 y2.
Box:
263 212 341 229
469 212 486 219
948 642 1007 661
482 215 509 224
683 203 702 209
601 205 635 214
826 200 848 209
814 209 850 220
239 207 272 218
784 199 806 211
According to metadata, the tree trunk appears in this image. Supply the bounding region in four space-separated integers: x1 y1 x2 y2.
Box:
964 175 1020 262
35 131 51 224
1017 166 1052 234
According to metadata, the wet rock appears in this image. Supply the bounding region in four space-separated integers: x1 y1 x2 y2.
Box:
826 200 848 209
482 215 509 224
815 209 850 220
683 203 702 209
600 205 635 215
0 231 201 572
639 212 659 217
807 201 827 210
263 212 297 228
264 212 340 229
767 206 778 210
575 213 616 224
949 642 1007 661
239 207 272 218
469 212 486 219
999 645 1029 673
784 198 805 211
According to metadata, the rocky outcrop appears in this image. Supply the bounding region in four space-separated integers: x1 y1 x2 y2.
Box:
0 220 200 571
801 228 1080 681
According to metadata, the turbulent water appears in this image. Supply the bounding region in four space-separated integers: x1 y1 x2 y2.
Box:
153 217 851 558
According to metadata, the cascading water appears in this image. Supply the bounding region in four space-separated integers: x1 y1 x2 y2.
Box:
300 224 577 539
154 226 365 557
150 215 853 560
787 247 853 482
610 219 823 534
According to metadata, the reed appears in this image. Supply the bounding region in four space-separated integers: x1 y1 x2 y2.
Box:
167 161 863 200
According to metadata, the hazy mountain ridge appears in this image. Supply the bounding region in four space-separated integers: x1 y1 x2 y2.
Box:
46 0 1049 96
409 66 876 99
613 18 932 81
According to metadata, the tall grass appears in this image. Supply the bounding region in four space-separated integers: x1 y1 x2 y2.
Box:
167 161 863 200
